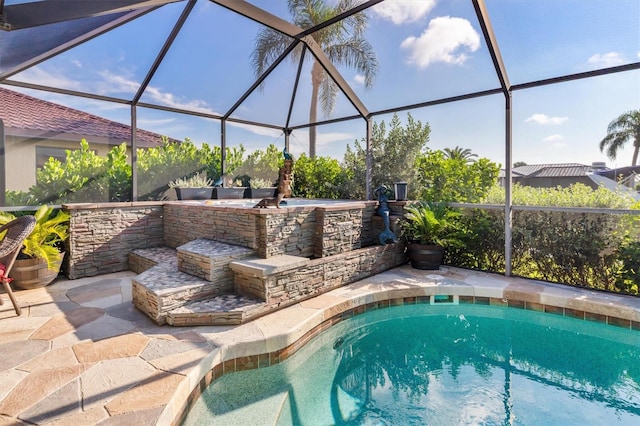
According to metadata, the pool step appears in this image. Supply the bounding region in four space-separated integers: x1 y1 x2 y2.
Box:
131 240 260 325
129 246 178 273
177 238 254 281
166 294 268 326
132 266 227 325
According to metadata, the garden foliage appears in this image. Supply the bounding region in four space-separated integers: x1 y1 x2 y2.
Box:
343 113 430 199
292 154 351 199
4 124 639 297
446 185 640 295
416 150 500 203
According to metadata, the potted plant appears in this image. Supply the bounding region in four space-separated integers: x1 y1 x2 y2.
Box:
402 201 464 270
168 173 214 200
248 178 277 199
0 205 69 289
213 178 247 199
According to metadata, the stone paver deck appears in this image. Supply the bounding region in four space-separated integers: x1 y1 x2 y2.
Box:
1 266 639 425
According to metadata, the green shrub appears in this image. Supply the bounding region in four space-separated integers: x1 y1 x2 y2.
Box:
415 150 500 203
446 208 505 272
293 154 350 199
444 184 640 295
614 241 640 295
342 113 430 199
483 183 635 208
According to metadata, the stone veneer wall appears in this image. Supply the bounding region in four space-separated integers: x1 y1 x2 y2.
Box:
163 203 258 249
314 203 378 258
235 242 406 305
64 200 387 279
64 202 163 279
256 208 317 258
164 202 374 260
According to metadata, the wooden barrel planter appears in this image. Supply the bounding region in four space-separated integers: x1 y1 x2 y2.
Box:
9 252 64 290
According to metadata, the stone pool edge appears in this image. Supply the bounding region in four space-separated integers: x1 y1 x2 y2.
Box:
159 265 640 425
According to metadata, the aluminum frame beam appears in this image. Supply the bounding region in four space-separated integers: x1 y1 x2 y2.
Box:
0 8 159 79
472 0 513 276
0 0 182 31
212 0 369 120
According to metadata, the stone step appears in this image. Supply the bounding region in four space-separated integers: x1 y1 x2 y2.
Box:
128 246 178 274
132 266 230 325
166 294 269 326
177 238 255 282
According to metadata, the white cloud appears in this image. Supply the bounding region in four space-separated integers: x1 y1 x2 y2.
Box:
18 66 84 91
72 60 82 68
637 51 640 59
286 130 356 157
98 70 219 115
525 113 568 125
97 70 139 95
353 74 366 85
228 121 282 138
400 16 480 68
372 0 436 25
587 52 624 68
543 134 564 144
137 118 177 126
317 131 355 147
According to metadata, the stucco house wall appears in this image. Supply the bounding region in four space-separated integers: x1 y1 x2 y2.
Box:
0 87 169 195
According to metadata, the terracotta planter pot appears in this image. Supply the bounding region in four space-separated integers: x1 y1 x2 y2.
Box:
406 243 444 270
175 187 214 200
10 251 64 289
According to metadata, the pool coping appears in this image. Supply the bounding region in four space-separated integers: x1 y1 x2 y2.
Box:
163 265 640 425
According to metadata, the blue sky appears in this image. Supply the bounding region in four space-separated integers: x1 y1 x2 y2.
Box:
11 0 640 168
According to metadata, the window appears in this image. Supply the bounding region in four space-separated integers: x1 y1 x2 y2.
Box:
36 146 68 169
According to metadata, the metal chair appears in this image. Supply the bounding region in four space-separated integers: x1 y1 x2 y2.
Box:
0 216 36 316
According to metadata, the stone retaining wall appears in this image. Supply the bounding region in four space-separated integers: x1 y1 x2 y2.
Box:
234 242 407 305
256 208 317 258
163 203 258 249
63 200 393 279
315 207 363 258
63 202 163 279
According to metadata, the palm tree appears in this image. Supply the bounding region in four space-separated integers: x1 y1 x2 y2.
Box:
599 110 640 166
443 146 478 163
251 0 377 158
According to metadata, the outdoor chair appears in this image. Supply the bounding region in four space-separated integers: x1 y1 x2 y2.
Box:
0 216 36 316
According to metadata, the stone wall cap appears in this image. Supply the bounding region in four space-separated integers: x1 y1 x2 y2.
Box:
63 201 163 210
229 255 310 277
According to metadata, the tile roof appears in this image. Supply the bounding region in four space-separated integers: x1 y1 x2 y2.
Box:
513 163 591 178
499 163 604 179
0 87 168 148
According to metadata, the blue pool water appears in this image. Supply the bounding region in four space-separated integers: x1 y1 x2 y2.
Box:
184 304 640 425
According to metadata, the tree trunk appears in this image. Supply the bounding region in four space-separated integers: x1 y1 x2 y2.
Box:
308 61 323 158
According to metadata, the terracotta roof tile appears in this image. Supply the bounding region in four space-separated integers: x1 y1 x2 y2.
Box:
0 87 169 148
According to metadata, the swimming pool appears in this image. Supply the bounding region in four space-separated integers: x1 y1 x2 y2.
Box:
183 303 640 425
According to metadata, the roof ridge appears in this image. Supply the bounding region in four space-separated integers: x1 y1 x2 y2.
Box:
0 86 171 147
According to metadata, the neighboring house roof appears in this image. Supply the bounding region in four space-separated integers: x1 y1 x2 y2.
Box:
499 163 594 179
588 174 640 201
0 86 170 148
593 165 640 180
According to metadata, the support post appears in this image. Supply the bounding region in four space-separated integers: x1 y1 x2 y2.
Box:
504 92 513 276
0 118 5 207
221 119 227 185
130 105 138 201
365 117 372 200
